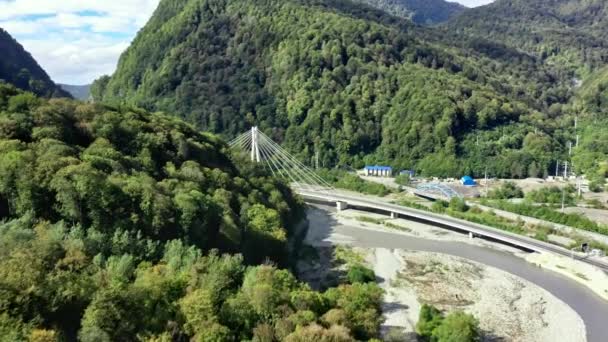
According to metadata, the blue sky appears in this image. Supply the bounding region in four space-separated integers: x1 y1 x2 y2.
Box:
0 0 494 85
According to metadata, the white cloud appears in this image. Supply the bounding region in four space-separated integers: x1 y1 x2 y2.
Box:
0 0 159 22
21 34 131 84
453 0 494 7
0 0 161 84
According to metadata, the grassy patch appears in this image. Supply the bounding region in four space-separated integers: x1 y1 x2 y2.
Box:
575 272 590 281
481 199 608 235
383 221 412 232
396 199 432 211
334 245 365 266
317 169 392 196
355 216 385 225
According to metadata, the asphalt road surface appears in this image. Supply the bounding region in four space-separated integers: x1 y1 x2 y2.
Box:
309 205 608 342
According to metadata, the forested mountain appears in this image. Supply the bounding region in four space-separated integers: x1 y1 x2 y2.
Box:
92 0 580 179
0 28 70 98
446 0 608 178
59 84 91 100
0 83 385 340
447 0 608 72
353 0 466 24
571 66 608 178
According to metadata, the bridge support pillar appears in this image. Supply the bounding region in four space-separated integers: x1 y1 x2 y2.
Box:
469 232 474 239
390 212 397 219
336 201 348 211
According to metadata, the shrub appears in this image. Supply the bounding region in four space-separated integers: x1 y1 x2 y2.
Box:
323 283 384 340
284 323 354 342
322 309 348 326
416 304 443 339
526 186 574 204
416 305 480 342
30 329 58 342
487 181 524 199
347 264 376 284
395 174 411 186
589 180 605 193
288 310 317 327
449 197 469 212
252 323 275 342
432 311 480 342
0 314 30 342
431 200 449 213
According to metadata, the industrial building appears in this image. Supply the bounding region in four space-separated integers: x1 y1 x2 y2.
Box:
364 165 393 177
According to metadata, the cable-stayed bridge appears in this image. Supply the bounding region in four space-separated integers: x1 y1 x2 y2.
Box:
228 127 608 271
229 127 334 191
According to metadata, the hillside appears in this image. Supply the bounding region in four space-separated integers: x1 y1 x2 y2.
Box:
92 0 576 179
0 28 70 98
446 0 608 177
571 66 608 178
353 0 466 24
447 0 608 72
59 84 91 100
0 83 389 340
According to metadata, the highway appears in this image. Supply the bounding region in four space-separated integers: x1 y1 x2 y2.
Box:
296 188 608 272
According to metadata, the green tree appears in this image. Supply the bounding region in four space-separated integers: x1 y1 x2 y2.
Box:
432 311 480 342
416 304 443 339
347 264 376 284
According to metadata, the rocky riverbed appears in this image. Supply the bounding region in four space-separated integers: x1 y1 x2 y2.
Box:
297 206 588 342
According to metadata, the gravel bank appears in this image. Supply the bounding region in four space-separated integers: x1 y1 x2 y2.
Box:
302 206 589 341
369 249 586 342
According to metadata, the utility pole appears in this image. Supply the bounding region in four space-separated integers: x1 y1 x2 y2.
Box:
568 141 573 156
484 167 489 197
561 186 566 212
564 161 568 179
576 134 580 147
315 151 319 170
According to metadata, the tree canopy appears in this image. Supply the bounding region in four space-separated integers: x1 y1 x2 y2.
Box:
0 84 387 340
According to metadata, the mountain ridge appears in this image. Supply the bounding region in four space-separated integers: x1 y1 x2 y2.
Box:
59 84 91 100
352 0 466 24
446 0 608 72
0 28 70 98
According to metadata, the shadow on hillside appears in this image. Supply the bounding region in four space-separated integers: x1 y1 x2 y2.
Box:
296 204 389 290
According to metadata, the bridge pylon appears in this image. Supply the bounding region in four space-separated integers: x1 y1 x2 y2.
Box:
228 127 334 191
251 126 261 163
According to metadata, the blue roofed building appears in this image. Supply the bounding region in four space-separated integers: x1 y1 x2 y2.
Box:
364 165 393 177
